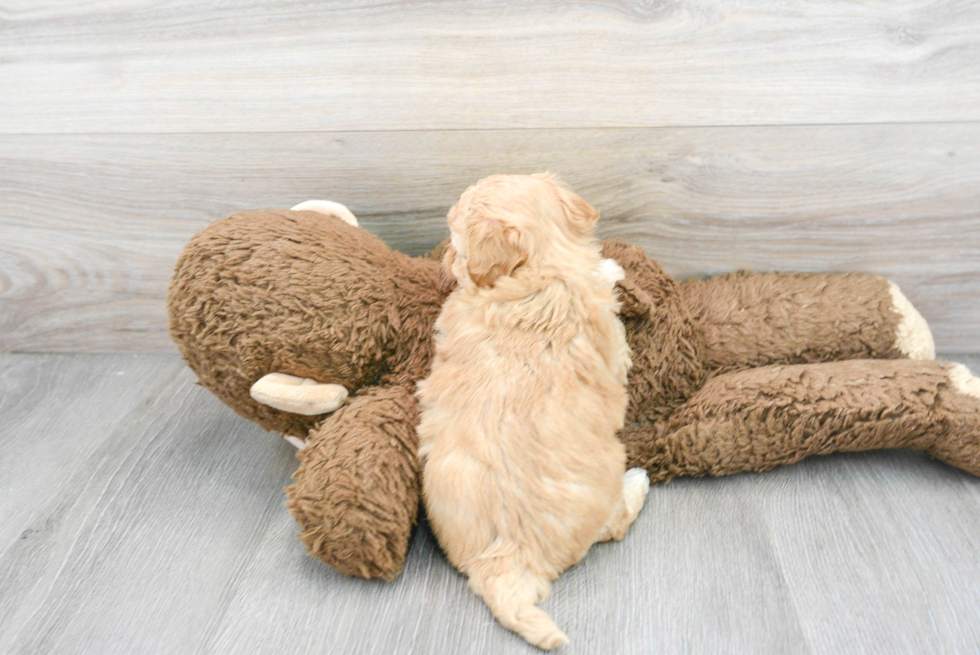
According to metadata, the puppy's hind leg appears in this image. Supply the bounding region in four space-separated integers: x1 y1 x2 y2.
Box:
468 562 567 650
599 468 650 542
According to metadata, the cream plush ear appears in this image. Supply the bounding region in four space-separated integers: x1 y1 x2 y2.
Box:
290 200 359 227
250 373 349 416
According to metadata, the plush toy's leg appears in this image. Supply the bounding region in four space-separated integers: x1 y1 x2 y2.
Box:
285 384 420 581
290 200 359 227
678 272 934 372
623 359 980 483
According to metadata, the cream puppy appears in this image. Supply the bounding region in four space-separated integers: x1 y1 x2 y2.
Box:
417 174 649 650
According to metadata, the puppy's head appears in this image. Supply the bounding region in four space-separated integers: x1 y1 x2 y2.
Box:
444 173 599 288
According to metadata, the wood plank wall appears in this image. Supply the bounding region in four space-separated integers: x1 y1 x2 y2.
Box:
2 1 979 352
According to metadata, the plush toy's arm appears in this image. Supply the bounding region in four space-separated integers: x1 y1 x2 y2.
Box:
285 384 421 581
678 272 934 374
624 359 980 483
599 239 678 319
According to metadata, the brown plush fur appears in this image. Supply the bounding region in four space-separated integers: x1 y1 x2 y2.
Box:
287 385 421 579
679 271 904 373
620 359 980 483
169 209 453 439
168 207 980 581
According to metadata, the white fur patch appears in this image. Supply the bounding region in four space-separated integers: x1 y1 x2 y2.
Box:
888 282 935 360
250 373 349 415
290 200 359 227
622 467 650 516
596 258 626 286
948 364 980 399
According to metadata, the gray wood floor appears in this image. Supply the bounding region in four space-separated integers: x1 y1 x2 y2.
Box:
3 353 980 655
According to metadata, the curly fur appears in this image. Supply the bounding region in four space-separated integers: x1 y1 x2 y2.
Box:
417 175 642 649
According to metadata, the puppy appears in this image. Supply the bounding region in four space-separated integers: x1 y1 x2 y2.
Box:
416 173 650 650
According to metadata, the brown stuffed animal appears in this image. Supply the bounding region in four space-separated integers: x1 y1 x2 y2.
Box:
168 202 980 581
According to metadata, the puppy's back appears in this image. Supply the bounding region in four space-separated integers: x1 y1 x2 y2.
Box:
418 274 629 649
419 173 633 649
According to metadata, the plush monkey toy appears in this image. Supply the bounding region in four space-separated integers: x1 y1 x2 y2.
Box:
168 202 980 581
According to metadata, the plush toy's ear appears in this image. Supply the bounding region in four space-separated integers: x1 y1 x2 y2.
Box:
465 218 528 288
533 172 599 237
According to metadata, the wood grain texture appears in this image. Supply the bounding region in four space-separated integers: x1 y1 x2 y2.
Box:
1 0 979 133
3 353 980 653
205 485 809 655
0 354 296 654
758 453 980 653
2 125 979 352
0 354 182 549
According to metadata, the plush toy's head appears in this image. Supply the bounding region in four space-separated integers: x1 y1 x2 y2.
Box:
167 209 453 438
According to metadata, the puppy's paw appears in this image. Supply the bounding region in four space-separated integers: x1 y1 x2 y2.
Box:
622 467 650 516
290 200 359 227
596 258 626 286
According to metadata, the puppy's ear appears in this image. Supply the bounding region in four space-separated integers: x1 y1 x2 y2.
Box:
440 244 458 287
441 244 456 271
533 172 599 237
466 219 528 288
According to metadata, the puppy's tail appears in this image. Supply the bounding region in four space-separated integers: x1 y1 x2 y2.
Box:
469 565 568 650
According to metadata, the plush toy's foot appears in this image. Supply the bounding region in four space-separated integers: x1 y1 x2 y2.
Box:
929 363 980 476
949 363 980 398
250 373 349 416
290 200 359 227
889 282 935 360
